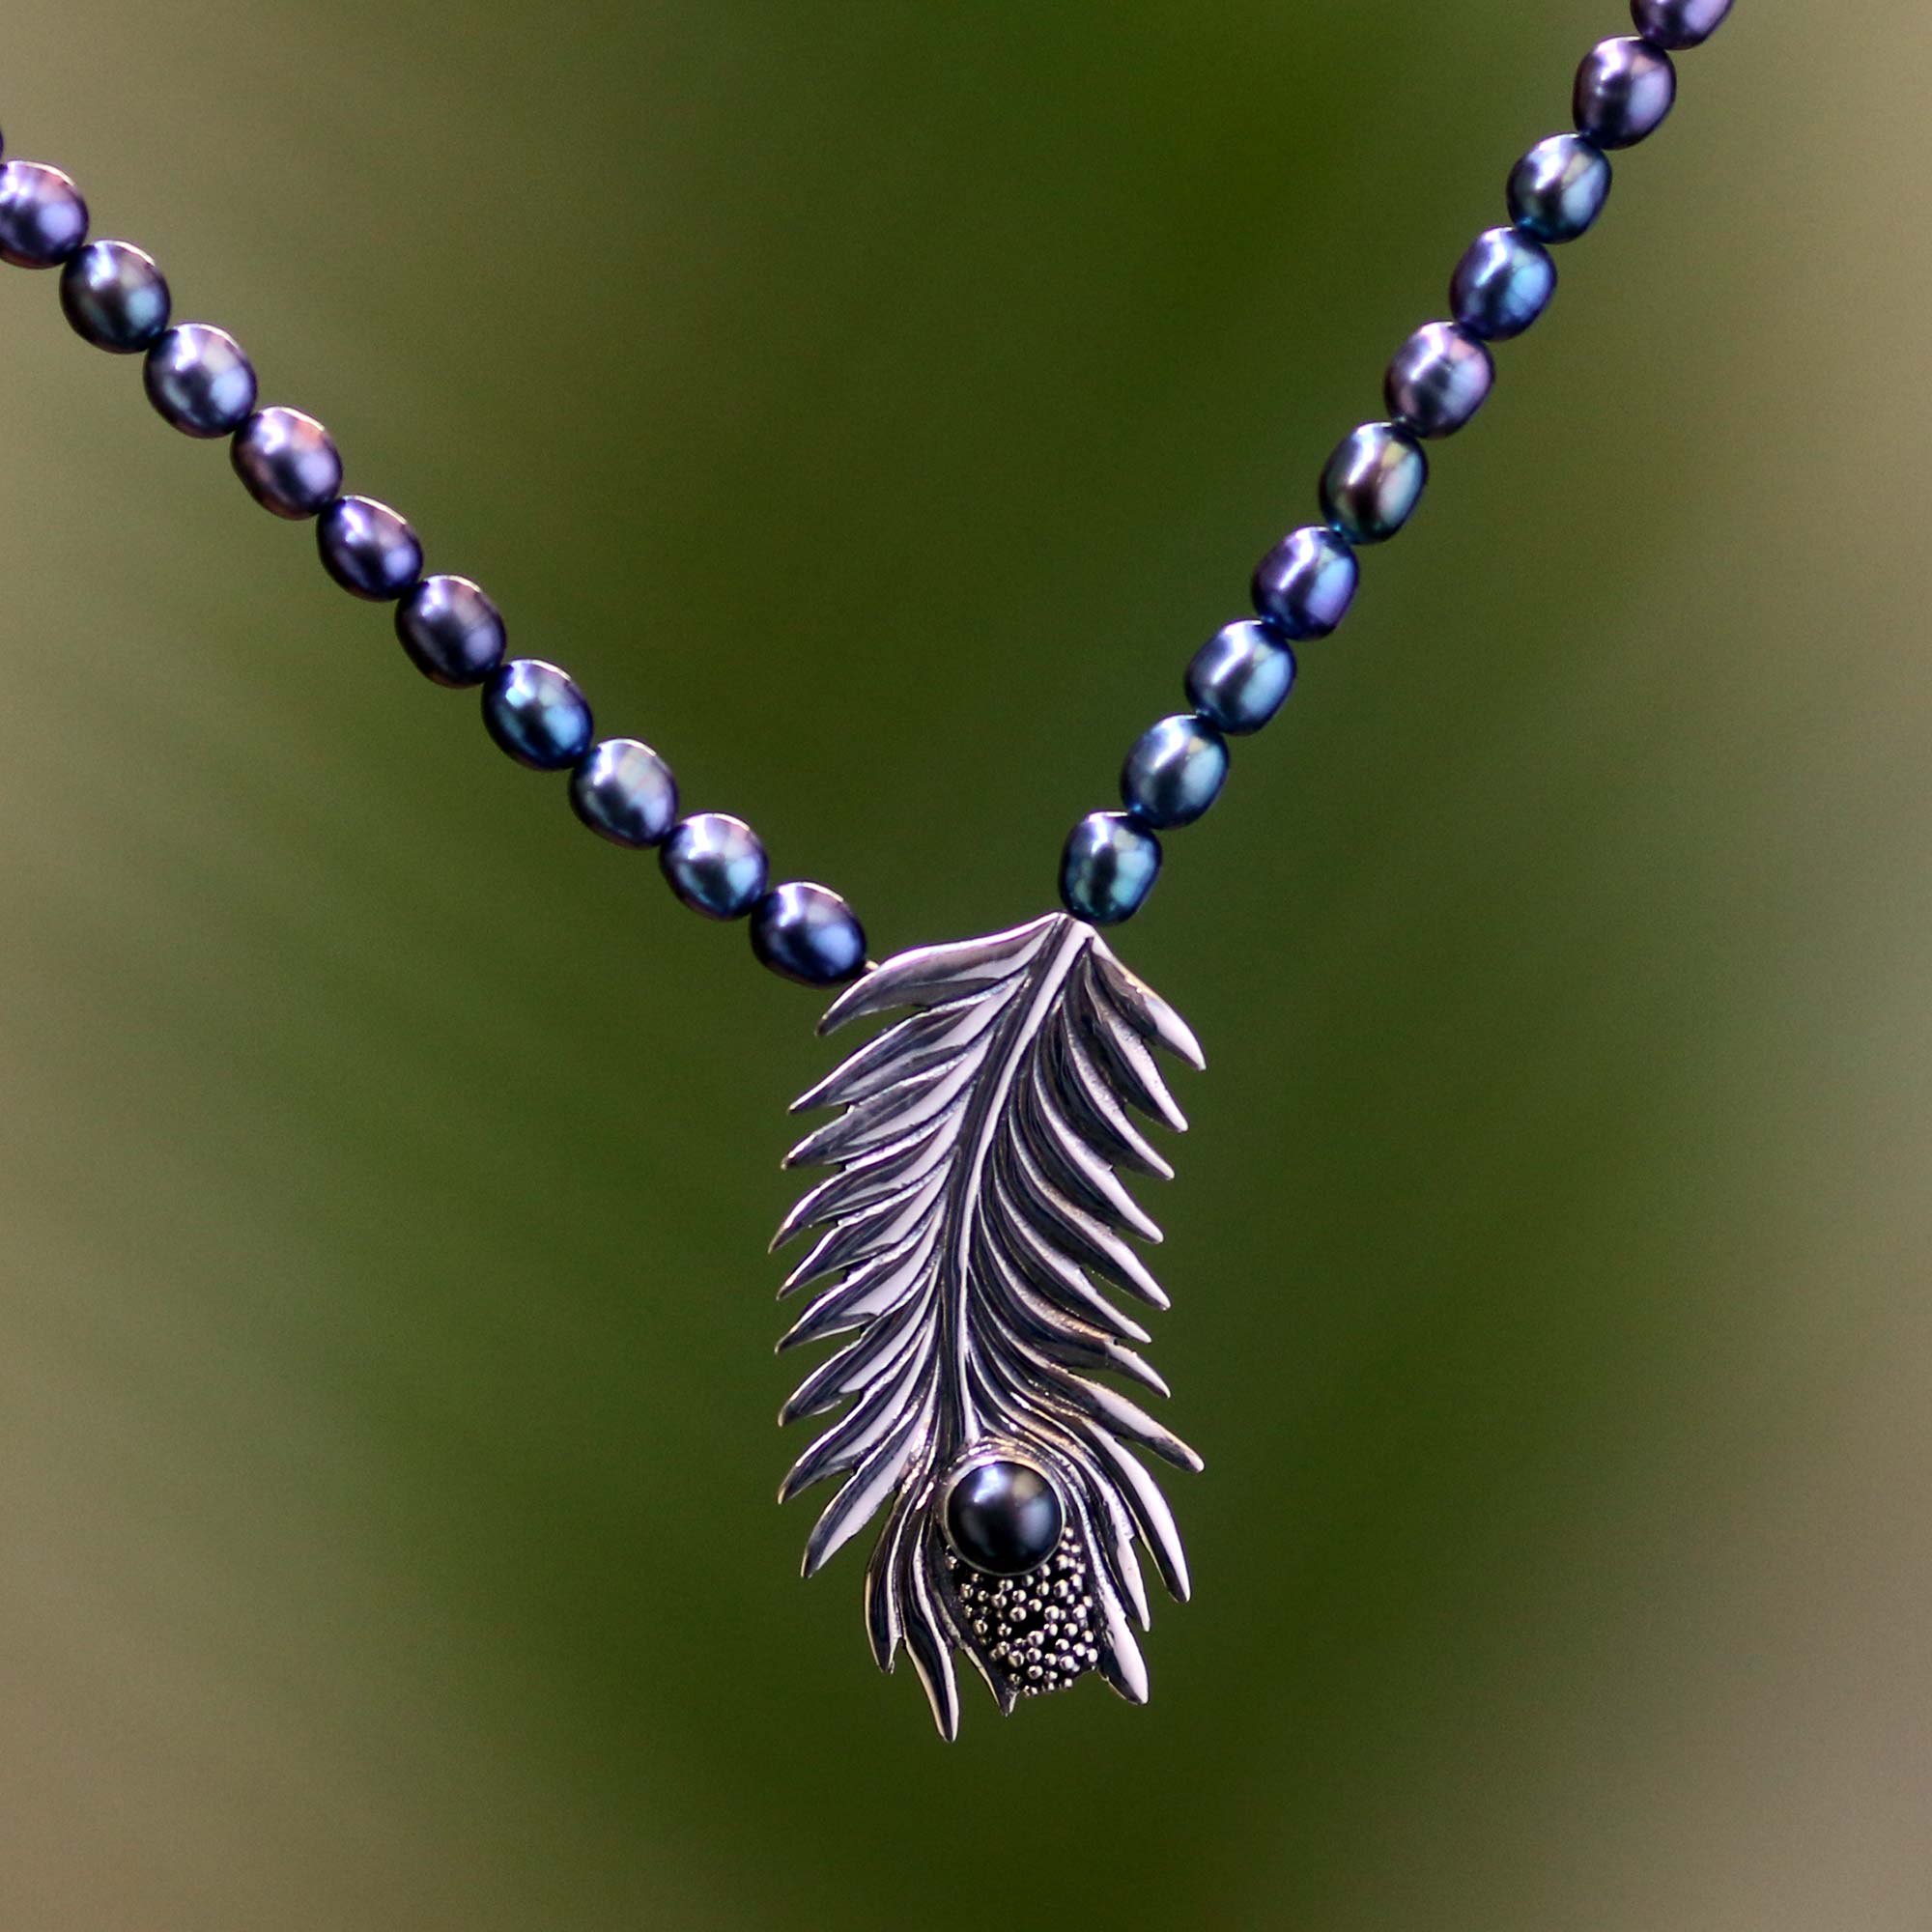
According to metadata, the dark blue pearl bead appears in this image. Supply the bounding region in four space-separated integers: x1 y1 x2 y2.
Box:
1632 0 1732 49
482 659 593 772
661 812 769 920
1320 422 1428 546
1508 135 1613 243
752 881 867 985
144 324 258 438
945 1458 1064 1577
1122 714 1229 830
1385 322 1494 440
59 240 169 352
395 575 505 688
317 494 422 601
1250 526 1358 639
1060 811 1160 926
569 737 679 848
1450 227 1557 342
0 160 88 269
230 408 341 519
1185 620 1296 736
1575 38 1677 151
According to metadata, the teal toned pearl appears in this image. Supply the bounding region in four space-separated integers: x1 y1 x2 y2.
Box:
483 659 594 771
1121 714 1229 829
661 812 768 920
1060 811 1160 925
60 240 169 352
1508 134 1612 243
1185 621 1296 735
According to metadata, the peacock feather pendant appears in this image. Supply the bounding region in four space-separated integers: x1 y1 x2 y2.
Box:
773 913 1204 1736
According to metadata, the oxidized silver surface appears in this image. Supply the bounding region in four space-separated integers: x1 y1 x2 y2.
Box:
773 913 1204 1736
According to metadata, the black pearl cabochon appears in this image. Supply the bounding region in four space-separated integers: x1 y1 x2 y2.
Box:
943 1456 1065 1578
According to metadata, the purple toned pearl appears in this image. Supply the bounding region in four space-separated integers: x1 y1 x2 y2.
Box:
1450 227 1557 342
1320 423 1428 546
0 160 88 269
570 738 679 848
144 324 258 438
751 882 867 985
1632 0 1733 49
1250 526 1358 639
1384 323 1495 440
59 240 170 351
317 495 422 600
395 575 506 688
1575 38 1677 151
231 408 342 519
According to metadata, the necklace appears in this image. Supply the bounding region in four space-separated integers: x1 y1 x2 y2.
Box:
0 0 1735 1737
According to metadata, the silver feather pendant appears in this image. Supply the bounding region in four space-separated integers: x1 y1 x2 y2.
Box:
773 912 1205 1736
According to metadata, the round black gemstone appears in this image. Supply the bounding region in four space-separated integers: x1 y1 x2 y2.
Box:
944 1458 1064 1577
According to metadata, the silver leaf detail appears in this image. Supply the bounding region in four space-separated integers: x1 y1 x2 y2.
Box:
774 912 1204 1736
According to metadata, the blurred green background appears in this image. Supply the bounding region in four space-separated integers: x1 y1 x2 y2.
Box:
4 3 1928 1927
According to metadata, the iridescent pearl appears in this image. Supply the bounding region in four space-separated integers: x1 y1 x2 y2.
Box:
317 494 422 600
1632 0 1733 48
661 812 769 920
1385 322 1494 440
1060 811 1160 926
1575 38 1677 150
1320 422 1428 545
1184 620 1296 736
0 160 88 269
395 575 505 688
59 240 169 352
1121 714 1229 829
482 659 593 771
751 881 867 985
143 323 257 438
1451 227 1557 342
569 737 678 848
945 1459 1064 1577
1250 526 1358 639
230 408 341 519
1508 134 1613 243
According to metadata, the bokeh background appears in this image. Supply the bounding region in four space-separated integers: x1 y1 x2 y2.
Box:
3 3 1928 1927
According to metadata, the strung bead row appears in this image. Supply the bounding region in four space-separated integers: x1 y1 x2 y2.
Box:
0 134 867 988
1059 0 1734 927
2 0 1732 967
